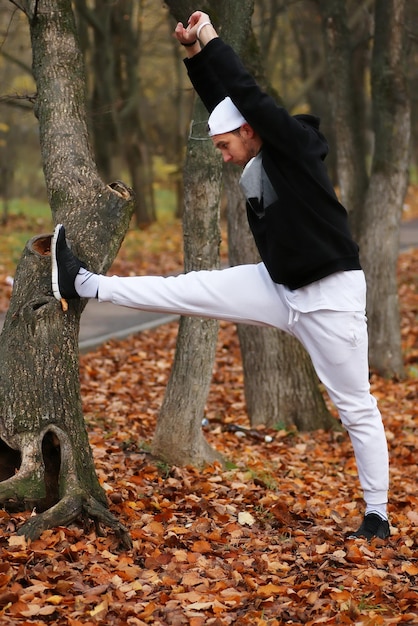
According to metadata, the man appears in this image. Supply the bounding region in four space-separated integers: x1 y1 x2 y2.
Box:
51 11 390 540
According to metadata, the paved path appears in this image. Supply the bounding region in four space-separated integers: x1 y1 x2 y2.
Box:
399 218 418 251
1 219 417 351
78 305 178 353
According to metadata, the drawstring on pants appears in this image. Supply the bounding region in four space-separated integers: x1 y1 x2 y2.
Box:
288 307 300 327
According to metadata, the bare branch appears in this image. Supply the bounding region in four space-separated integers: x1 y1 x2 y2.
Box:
0 93 36 110
7 1 28 16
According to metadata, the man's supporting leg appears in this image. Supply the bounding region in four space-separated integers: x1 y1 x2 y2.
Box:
295 309 390 538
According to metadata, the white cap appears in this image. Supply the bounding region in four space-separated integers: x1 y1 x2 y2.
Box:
207 97 247 136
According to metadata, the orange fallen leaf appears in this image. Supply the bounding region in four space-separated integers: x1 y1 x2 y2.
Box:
191 540 211 553
345 544 365 564
402 562 418 576
257 583 287 597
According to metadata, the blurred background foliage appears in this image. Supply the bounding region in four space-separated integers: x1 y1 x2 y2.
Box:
0 0 417 226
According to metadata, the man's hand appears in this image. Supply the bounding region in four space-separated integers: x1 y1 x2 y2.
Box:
187 10 211 30
173 11 217 52
188 11 217 47
173 21 196 46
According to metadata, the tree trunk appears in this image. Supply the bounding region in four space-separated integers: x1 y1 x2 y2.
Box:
153 0 265 466
319 0 369 238
359 0 410 377
170 33 193 219
224 166 336 431
78 0 117 182
73 0 156 226
0 0 134 544
113 0 156 226
152 92 224 466
319 0 409 377
152 0 257 466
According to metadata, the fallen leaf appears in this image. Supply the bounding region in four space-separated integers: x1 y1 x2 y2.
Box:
238 511 256 526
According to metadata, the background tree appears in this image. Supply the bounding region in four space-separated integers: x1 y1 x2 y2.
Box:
319 0 410 376
409 1 418 170
73 0 156 226
0 0 134 543
152 0 225 467
0 8 41 217
359 0 410 376
274 1 374 187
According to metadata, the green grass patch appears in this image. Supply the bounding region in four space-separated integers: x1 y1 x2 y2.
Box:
154 187 177 219
0 191 180 273
5 197 51 219
408 166 418 185
0 198 52 272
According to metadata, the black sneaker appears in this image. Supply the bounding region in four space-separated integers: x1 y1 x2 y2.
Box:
51 224 84 301
348 513 390 540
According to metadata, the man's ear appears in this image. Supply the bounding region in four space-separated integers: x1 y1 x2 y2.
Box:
240 123 255 138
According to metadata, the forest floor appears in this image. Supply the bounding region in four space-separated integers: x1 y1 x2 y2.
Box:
0 190 417 625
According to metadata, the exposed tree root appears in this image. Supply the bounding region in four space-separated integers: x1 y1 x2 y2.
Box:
0 430 132 549
17 491 132 549
0 469 45 507
84 495 132 549
152 431 225 468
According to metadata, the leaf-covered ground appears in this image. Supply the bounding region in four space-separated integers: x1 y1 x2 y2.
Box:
0 195 417 625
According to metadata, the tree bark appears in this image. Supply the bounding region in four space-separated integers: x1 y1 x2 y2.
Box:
360 0 410 376
73 0 156 226
152 93 224 466
153 0 246 466
0 0 134 544
319 0 409 377
319 0 370 238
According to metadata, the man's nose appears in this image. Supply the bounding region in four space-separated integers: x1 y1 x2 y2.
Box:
223 153 232 163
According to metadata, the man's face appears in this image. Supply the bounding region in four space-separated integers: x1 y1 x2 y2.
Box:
211 125 260 167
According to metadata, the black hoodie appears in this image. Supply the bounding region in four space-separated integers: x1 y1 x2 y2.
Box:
184 38 361 290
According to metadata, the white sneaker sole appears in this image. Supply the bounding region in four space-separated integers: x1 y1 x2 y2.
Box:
51 223 63 301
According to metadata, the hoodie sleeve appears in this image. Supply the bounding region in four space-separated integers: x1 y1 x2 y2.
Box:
184 51 227 113
197 38 328 162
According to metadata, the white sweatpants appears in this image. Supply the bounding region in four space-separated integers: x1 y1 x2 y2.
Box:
98 263 389 507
